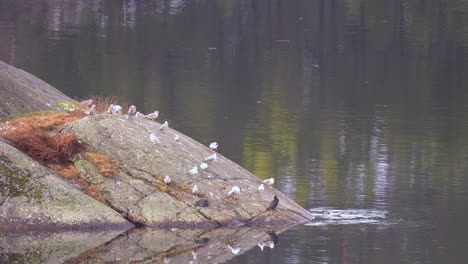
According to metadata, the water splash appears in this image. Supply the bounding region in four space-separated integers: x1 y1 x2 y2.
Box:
305 207 391 226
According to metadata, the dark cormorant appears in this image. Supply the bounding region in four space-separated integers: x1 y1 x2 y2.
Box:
266 195 279 211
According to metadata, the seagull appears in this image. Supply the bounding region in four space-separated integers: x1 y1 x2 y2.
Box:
191 250 197 260
266 195 279 211
145 111 159 120
163 257 171 264
85 104 96 115
192 185 198 193
128 105 137 116
190 166 198 175
228 186 241 196
160 121 168 131
209 142 218 150
112 105 122 114
268 241 275 249
200 163 208 170
174 134 181 142
204 153 217 162
263 178 275 185
150 133 160 144
135 112 145 118
164 175 172 184
258 243 265 251
106 104 114 114
258 183 265 191
227 244 240 255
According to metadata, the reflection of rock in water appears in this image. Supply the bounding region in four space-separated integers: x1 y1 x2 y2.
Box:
56 227 289 263
0 230 124 263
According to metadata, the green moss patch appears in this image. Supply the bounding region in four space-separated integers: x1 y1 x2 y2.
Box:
0 153 45 202
55 101 78 111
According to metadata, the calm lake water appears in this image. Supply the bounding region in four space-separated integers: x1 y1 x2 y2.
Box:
2 0 468 263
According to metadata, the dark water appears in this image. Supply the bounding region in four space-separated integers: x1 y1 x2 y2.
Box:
2 0 468 263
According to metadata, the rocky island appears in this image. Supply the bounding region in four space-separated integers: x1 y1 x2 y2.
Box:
0 60 313 231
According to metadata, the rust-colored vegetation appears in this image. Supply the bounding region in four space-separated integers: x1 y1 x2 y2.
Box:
0 112 85 165
83 151 118 178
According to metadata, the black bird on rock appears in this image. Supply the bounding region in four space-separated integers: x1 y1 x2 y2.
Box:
266 195 279 211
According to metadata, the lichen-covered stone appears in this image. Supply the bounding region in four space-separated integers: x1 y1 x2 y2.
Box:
74 156 105 184
0 139 133 231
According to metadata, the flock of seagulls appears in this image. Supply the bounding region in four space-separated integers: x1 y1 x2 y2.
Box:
81 99 281 251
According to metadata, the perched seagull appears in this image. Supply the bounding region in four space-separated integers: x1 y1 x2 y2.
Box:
79 99 93 109
228 186 241 196
191 250 197 260
263 178 275 185
106 104 114 114
160 121 168 131
128 105 137 116
174 134 181 142
164 175 172 184
258 183 265 191
227 244 240 255
192 185 198 193
150 133 161 144
190 166 199 175
268 241 275 249
112 105 122 114
266 195 279 211
200 163 208 170
258 243 265 251
135 111 145 118
209 142 218 150
85 104 96 115
145 111 159 120
204 153 217 162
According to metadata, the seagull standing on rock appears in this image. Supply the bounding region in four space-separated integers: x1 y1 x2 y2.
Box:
200 163 208 170
263 178 275 185
150 133 161 144
174 134 181 142
192 185 198 193
112 105 122 114
164 175 172 184
205 153 217 162
160 121 168 131
128 105 137 116
258 183 265 191
228 186 241 196
209 142 218 150
145 111 159 120
86 104 96 115
190 166 198 175
106 104 114 114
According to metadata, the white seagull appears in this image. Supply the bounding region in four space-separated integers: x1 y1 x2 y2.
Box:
200 163 208 170
209 142 218 150
135 112 145 118
106 104 114 114
145 111 159 120
263 178 275 185
204 153 217 162
164 175 172 184
189 166 198 175
192 185 198 193
149 133 161 144
112 105 122 114
258 183 265 191
160 121 168 131
174 134 181 142
128 105 137 116
228 186 241 196
86 104 96 115
227 244 240 255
